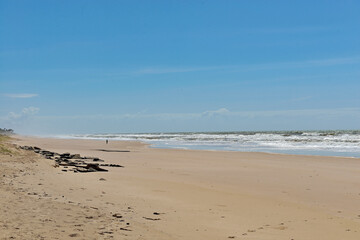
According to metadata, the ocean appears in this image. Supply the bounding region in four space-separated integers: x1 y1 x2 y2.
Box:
58 130 360 158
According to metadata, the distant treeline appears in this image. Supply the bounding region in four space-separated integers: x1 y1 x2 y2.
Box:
0 128 14 135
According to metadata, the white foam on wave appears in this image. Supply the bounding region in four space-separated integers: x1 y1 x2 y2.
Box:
57 131 360 157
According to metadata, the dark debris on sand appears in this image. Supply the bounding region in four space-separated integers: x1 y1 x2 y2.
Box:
19 145 124 173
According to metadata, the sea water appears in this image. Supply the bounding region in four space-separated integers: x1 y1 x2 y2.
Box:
59 130 360 158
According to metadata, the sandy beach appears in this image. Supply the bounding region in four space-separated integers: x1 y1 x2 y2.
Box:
1 135 360 239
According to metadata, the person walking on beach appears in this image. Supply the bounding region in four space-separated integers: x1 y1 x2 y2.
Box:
106 139 108 144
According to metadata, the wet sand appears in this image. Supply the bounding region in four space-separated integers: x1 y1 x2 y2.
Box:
1 135 360 239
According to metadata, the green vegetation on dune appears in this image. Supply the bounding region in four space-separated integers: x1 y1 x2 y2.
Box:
0 145 13 155
0 134 10 142
0 134 14 155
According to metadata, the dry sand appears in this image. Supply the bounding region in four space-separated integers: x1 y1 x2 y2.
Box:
1 135 360 239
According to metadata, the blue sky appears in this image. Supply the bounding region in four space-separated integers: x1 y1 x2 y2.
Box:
0 0 359 134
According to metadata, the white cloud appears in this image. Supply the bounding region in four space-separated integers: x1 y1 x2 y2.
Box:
135 66 223 75
0 107 40 131
33 107 360 122
201 108 231 117
228 108 360 118
21 106 40 116
4 93 39 98
7 107 40 121
134 56 360 75
7 107 358 134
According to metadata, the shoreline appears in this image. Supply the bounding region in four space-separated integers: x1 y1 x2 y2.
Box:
17 134 360 160
2 135 360 239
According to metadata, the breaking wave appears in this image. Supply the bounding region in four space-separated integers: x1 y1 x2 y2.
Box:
58 130 360 158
